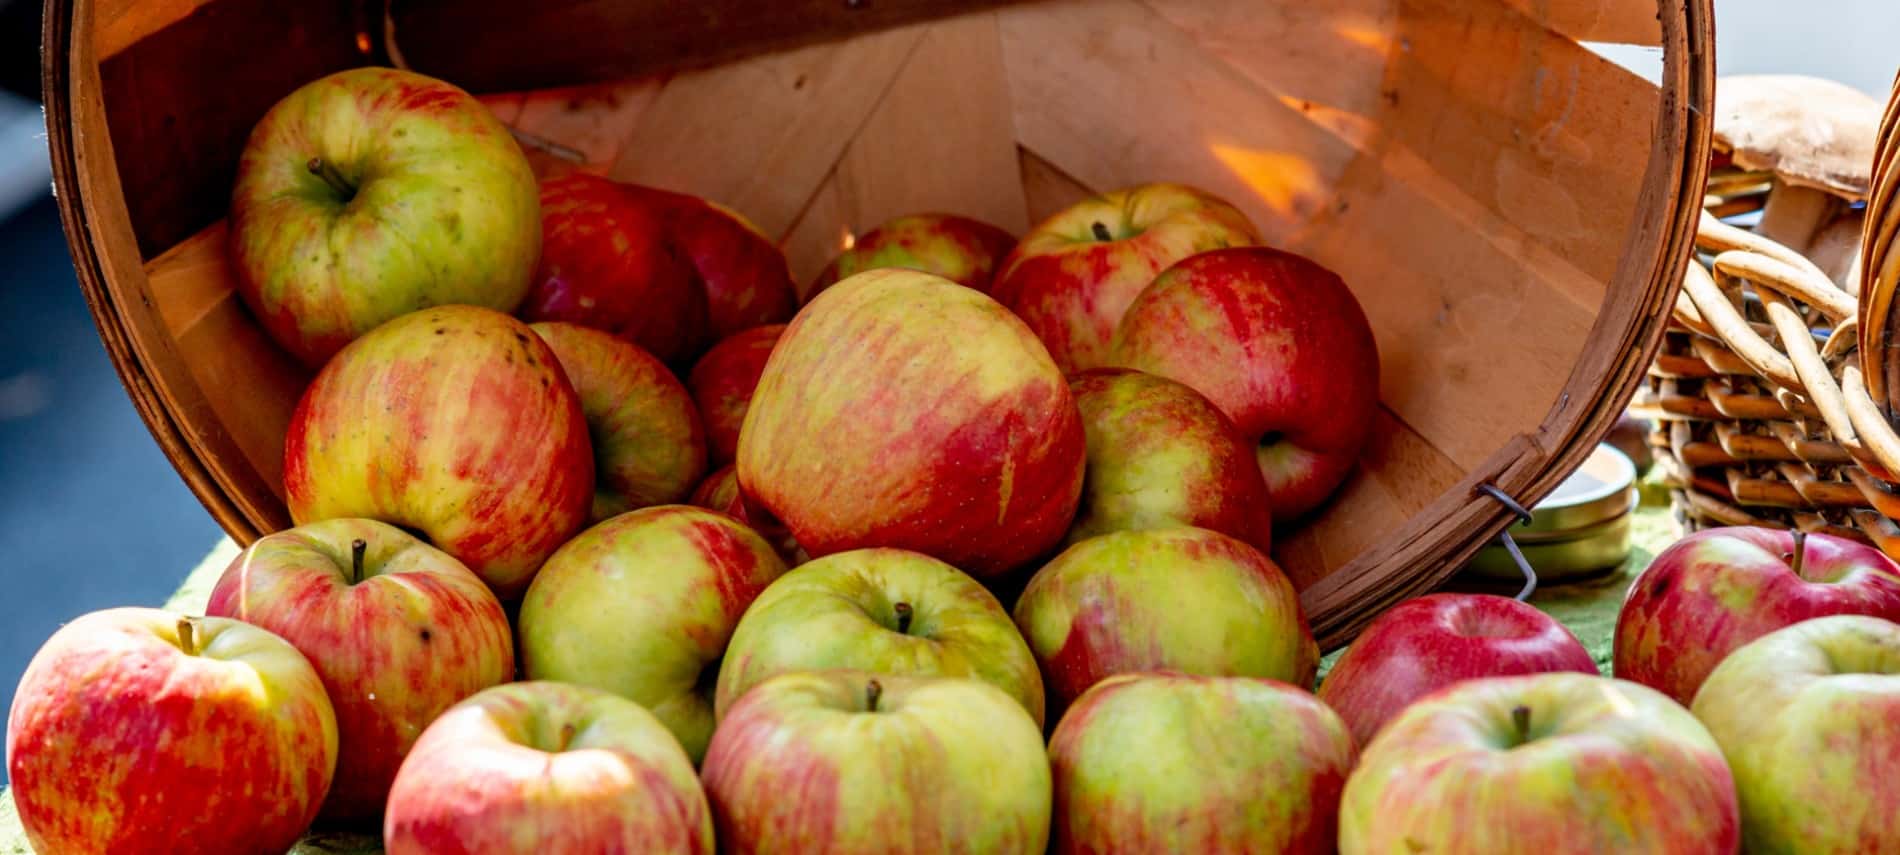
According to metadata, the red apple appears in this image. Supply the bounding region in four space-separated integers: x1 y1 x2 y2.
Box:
992 183 1260 373
205 518 516 822
1318 593 1598 749
687 324 784 467
230 67 541 366
1111 246 1379 521
703 671 1050 854
8 608 337 854
627 185 797 340
690 464 804 565
738 268 1085 578
532 321 707 521
1066 367 1272 553
384 681 713 854
1614 526 1900 705
808 213 1017 299
284 304 594 598
1049 674 1354 854
521 173 710 366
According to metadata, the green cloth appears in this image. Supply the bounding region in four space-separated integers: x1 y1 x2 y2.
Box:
0 498 1677 853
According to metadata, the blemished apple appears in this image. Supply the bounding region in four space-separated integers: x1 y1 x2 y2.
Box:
229 67 540 367
627 185 798 340
518 506 789 763
1111 246 1380 521
992 183 1259 373
737 269 1085 578
703 671 1050 855
204 518 515 822
1066 368 1272 553
1319 593 1598 748
1048 674 1354 854
522 173 710 366
384 681 713 855
807 213 1018 298
1014 527 1316 710
7 608 338 854
715 547 1045 726
690 464 805 565
1693 615 1900 853
1339 673 1738 854
532 321 707 521
1614 526 1900 705
284 304 594 598
687 324 784 467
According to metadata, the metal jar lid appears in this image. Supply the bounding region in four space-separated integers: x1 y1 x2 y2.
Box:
1463 443 1638 582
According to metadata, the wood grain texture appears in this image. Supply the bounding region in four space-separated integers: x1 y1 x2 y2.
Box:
1500 0 1663 45
1017 148 1096 228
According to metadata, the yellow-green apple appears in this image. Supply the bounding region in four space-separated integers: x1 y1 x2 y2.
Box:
702 671 1050 854
1339 673 1738 854
690 464 805 565
714 548 1045 726
1693 615 1900 852
1066 368 1272 552
1614 527 1900 705
1111 246 1379 521
807 213 1017 299
992 183 1259 373
1319 593 1597 748
737 269 1085 578
518 506 788 763
521 173 710 367
7 608 337 854
229 67 540 367
1014 527 1315 710
284 304 593 598
204 518 515 823
531 321 706 521
1048 673 1354 854
687 324 784 467
627 185 797 340
384 681 712 854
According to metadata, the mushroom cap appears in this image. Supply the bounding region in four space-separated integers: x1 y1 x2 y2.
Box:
1713 74 1882 199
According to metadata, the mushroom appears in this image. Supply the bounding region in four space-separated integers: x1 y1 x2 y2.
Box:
1712 74 1882 291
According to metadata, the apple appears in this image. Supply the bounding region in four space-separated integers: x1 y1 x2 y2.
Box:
1111 246 1380 521
702 671 1050 854
384 681 713 854
521 173 710 367
690 464 804 565
7 608 337 854
204 517 514 822
1339 673 1739 853
687 324 784 467
737 269 1085 578
1048 673 1354 854
518 506 789 763
1318 593 1598 748
1614 526 1900 705
532 321 707 521
1066 367 1272 553
284 304 594 598
714 547 1045 726
1014 527 1316 710
991 183 1259 373
807 213 1017 298
627 185 798 340
229 67 540 367
1692 615 1900 853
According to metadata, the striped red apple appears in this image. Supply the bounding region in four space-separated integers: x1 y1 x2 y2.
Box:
808 213 1017 298
687 324 784 467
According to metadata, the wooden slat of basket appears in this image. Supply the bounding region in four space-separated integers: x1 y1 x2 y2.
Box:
1777 463 1869 508
1144 0 1392 118
1768 421 1853 464
1016 149 1096 230
1709 386 1811 420
1713 423 1797 461
1690 337 1773 377
1846 467 1900 520
1500 0 1662 45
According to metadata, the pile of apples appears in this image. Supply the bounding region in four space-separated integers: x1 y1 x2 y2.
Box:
17 65 1900 855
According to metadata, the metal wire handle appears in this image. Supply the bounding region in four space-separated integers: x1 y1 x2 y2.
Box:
1477 483 1539 602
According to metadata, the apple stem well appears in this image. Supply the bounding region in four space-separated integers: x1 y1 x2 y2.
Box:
176 617 197 657
350 538 367 585
866 678 884 713
1511 705 1532 746
894 602 914 635
1090 221 1112 242
305 156 355 199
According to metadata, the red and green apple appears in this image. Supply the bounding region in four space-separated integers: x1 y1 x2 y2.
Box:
687 324 784 467
808 213 1017 299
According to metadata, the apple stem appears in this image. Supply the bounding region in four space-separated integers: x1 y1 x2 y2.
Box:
558 723 577 752
305 156 353 197
866 678 883 713
1511 705 1531 744
1790 529 1808 579
1090 221 1112 242
350 539 367 585
176 617 196 657
894 602 913 635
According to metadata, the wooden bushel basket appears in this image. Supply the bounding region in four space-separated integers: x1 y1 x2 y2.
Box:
44 0 1714 646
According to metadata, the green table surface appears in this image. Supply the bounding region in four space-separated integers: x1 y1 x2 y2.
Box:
0 488 1680 853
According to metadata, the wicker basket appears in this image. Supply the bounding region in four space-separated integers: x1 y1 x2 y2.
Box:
45 0 1713 646
1642 75 1900 552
